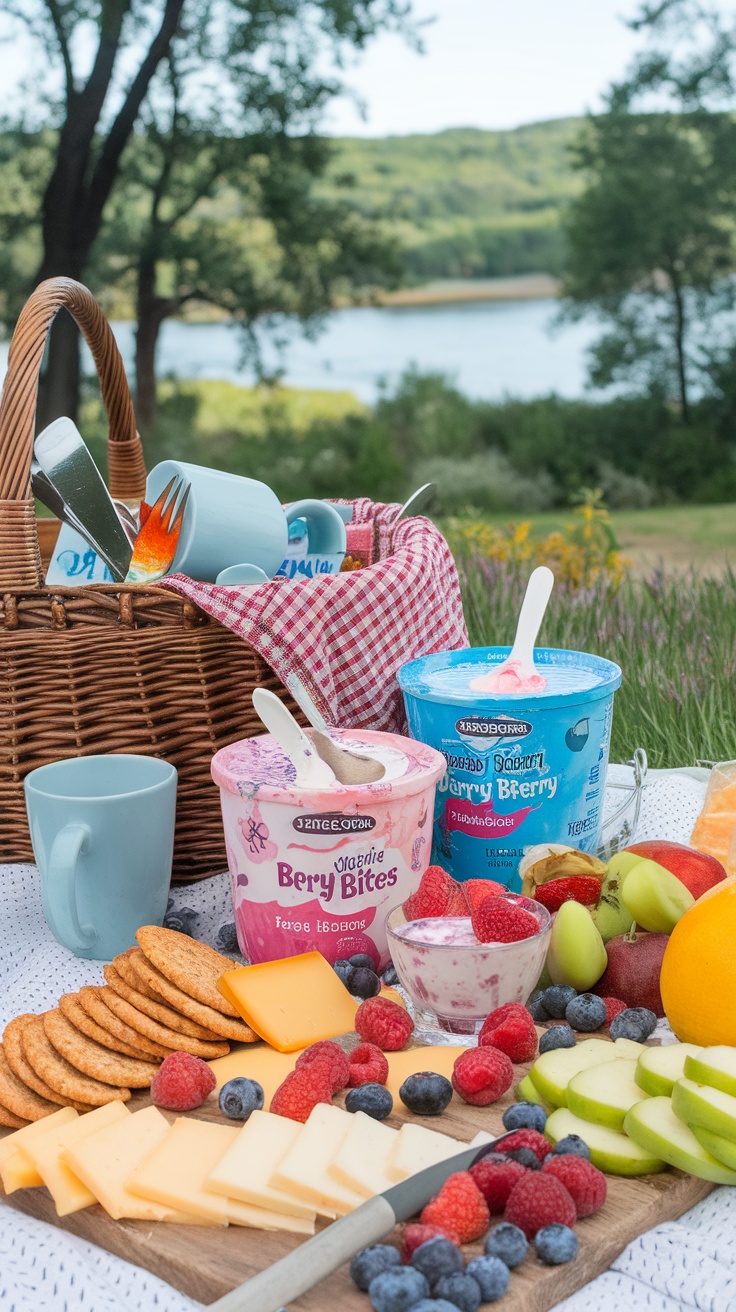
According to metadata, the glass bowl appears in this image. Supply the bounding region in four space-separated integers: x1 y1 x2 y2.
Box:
386 894 551 1036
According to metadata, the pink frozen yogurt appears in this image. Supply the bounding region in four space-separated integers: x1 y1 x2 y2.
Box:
470 660 548 694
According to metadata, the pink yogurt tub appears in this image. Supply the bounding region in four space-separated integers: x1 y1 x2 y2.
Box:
386 895 551 1034
211 728 446 968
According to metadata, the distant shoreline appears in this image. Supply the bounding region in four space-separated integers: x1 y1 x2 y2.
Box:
374 274 561 307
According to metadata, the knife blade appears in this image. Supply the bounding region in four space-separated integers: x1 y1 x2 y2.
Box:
208 1130 516 1312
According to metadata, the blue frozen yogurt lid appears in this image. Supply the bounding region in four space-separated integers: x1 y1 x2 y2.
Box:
397 646 622 711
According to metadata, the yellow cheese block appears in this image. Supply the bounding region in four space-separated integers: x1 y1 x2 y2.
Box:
330 1110 400 1198
386 1122 467 1183
129 1117 314 1233
207 1045 305 1108
218 952 358 1053
0 1106 78 1192
1 1149 44 1193
385 1047 466 1102
206 1109 318 1220
272 1103 364 1216
24 1101 129 1217
63 1106 205 1223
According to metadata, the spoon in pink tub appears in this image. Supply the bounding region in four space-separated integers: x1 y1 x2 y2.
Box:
285 672 386 785
252 688 337 789
470 565 555 694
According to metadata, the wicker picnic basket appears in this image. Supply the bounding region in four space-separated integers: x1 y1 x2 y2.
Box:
0 277 303 882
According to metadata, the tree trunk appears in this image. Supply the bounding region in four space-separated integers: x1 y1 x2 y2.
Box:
670 277 690 422
37 309 83 429
135 259 173 434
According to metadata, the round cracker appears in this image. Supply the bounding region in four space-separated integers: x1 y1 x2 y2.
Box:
136 925 239 1016
0 1099 28 1128
104 961 222 1041
126 949 256 1042
58 993 154 1061
20 1016 130 1106
0 1043 62 1122
76 987 171 1059
100 987 229 1058
3 1015 91 1112
43 1010 159 1089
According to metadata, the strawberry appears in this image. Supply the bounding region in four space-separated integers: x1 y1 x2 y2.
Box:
469 1156 527 1212
421 1171 490 1244
542 1154 607 1218
471 897 539 944
452 1046 514 1106
295 1041 350 1093
400 1223 460 1261
462 879 507 913
404 865 458 920
270 1066 333 1122
534 876 602 913
503 1172 577 1238
478 1002 538 1063
355 996 414 1051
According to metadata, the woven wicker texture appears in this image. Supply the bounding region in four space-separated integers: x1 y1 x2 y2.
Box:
0 278 299 881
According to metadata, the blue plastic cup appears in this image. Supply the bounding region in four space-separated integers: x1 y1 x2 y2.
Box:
397 647 622 890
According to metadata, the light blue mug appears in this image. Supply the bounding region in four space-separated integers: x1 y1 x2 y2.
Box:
24 755 177 961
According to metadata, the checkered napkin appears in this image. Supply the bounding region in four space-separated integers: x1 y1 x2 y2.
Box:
161 497 468 733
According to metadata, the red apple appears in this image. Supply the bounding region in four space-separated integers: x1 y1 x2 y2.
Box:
626 840 726 902
593 931 668 1017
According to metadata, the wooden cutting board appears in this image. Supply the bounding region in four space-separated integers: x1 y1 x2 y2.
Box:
0 1042 714 1311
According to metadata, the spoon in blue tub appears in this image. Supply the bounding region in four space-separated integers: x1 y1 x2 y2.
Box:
471 565 554 694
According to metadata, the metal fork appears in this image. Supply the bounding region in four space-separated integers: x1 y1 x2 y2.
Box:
124 476 191 583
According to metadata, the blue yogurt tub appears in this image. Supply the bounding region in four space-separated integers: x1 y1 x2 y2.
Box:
398 647 622 890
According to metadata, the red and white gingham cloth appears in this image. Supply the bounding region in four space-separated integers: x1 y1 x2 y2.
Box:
161 498 468 733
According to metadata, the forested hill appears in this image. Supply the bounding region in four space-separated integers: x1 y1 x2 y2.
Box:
319 118 582 281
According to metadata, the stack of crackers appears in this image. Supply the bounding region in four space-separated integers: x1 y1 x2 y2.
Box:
0 927 256 1128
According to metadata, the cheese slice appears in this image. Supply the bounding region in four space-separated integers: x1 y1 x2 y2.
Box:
63 1106 204 1222
330 1110 400 1198
386 1122 467 1183
385 1047 466 1102
218 953 358 1053
207 1045 304 1108
272 1104 364 1215
0 1107 78 1193
24 1101 129 1217
206 1109 318 1219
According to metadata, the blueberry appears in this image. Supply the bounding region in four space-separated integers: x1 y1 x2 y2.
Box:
350 1244 402 1291
528 994 550 1022
434 1272 481 1312
345 1083 393 1120
502 1101 547 1133
466 1255 511 1300
163 913 194 936
539 1025 576 1053
349 953 377 970
368 1266 429 1312
216 921 240 955
347 965 382 999
484 1221 529 1269
333 960 352 985
412 1303 458 1312
534 1222 579 1265
382 964 399 987
399 1071 453 1117
552 1134 591 1160
541 985 578 1018
410 1236 464 1284
565 993 607 1032
609 1007 657 1043
505 1147 541 1170
218 1077 264 1121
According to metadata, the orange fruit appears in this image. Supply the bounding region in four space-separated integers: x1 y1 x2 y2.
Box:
661 878 736 1045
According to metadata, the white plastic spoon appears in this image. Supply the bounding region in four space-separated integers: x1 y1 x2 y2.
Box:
251 688 337 789
285 672 385 784
470 565 555 693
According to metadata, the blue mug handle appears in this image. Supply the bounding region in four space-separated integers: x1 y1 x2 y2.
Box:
41 822 97 953
284 500 347 556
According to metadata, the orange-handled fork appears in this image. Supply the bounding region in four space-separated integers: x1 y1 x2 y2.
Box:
125 476 191 583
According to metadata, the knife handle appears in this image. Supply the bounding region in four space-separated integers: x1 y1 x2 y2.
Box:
209 1195 396 1312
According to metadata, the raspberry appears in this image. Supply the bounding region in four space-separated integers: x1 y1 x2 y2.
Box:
542 1154 607 1218
404 865 458 920
348 1042 389 1087
471 897 539 944
421 1171 490 1244
503 1172 577 1239
150 1051 216 1111
400 1223 460 1262
355 996 414 1051
295 1041 350 1093
498 1128 550 1164
534 876 602 913
602 996 628 1026
478 1002 538 1063
469 1156 527 1212
270 1065 333 1122
452 1046 514 1106
335 935 379 968
461 879 507 913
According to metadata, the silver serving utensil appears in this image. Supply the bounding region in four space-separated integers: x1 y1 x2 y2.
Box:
34 418 132 582
395 481 437 520
285 671 385 785
113 500 140 547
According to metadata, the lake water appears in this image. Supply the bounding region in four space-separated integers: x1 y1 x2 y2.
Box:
0 297 602 403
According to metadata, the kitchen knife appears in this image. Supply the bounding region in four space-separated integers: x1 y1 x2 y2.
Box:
208 1130 516 1312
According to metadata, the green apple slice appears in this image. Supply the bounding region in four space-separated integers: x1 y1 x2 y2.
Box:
545 1106 665 1176
529 1039 621 1107
515 1073 555 1115
636 1044 703 1096
567 1059 650 1131
624 1096 736 1185
684 1047 736 1097
613 1038 648 1059
672 1076 736 1142
620 859 694 934
691 1123 736 1171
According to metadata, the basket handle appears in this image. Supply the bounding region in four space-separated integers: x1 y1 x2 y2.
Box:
0 277 147 588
